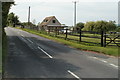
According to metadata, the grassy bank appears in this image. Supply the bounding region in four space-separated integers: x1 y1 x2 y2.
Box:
17 27 119 57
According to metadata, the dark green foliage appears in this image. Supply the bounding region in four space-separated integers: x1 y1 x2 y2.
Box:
75 22 84 33
2 2 14 28
116 26 120 32
7 12 20 27
76 22 84 29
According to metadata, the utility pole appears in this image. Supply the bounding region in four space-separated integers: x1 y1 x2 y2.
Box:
73 1 78 27
28 6 30 28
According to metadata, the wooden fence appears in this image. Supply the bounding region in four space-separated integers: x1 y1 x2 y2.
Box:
27 27 120 47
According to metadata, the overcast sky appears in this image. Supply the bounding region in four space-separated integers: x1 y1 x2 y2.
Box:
10 0 119 26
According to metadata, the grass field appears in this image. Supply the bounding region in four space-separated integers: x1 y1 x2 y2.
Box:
16 27 119 57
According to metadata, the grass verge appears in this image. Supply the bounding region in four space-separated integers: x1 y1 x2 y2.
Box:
17 27 119 57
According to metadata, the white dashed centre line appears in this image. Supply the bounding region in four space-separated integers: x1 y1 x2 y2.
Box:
27 39 33 43
68 70 80 80
38 46 53 59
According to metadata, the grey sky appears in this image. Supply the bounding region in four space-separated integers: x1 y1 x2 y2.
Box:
10 0 119 26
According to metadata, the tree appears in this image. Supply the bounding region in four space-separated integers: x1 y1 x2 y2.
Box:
93 20 116 32
116 26 120 32
83 20 117 32
2 2 14 27
7 12 20 27
106 21 116 31
76 22 84 29
83 21 95 31
75 22 84 33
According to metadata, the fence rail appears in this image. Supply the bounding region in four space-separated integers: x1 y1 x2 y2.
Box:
28 27 120 47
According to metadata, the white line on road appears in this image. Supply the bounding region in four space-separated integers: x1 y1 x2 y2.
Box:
27 39 33 43
92 57 98 59
89 56 118 68
100 60 107 63
68 70 80 80
110 64 118 68
38 46 53 59
21 34 24 37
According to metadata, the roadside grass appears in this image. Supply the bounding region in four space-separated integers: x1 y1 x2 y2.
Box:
16 27 119 57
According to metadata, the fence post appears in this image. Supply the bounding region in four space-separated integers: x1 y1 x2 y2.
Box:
101 31 104 47
54 27 57 37
65 29 68 40
79 28 82 42
104 32 106 47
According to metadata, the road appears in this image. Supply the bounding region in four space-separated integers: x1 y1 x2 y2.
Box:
3 27 118 80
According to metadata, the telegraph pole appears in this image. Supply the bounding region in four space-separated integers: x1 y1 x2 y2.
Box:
28 6 30 28
73 1 78 27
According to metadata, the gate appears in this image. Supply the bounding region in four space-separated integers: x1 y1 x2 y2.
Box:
104 32 120 47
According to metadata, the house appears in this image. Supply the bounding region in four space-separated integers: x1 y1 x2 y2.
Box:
38 16 66 32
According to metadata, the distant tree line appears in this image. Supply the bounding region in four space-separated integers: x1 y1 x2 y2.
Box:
75 20 118 32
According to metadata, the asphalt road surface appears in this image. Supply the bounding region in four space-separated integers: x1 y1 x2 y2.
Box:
3 27 119 80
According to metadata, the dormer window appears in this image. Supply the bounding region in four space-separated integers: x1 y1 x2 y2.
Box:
52 20 56 23
46 20 48 22
44 20 48 22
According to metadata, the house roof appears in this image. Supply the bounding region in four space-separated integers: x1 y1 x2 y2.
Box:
40 16 55 26
40 16 61 26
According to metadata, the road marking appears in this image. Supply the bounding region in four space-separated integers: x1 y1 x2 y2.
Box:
38 47 53 59
21 34 24 37
27 39 33 43
92 57 98 59
110 64 118 68
68 70 80 80
100 60 107 63
89 56 118 68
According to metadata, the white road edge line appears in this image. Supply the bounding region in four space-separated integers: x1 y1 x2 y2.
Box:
90 57 118 68
27 39 33 43
38 47 53 59
68 70 80 80
110 64 118 68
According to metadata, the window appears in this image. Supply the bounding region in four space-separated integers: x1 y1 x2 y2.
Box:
52 20 56 23
44 20 48 22
46 20 48 22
